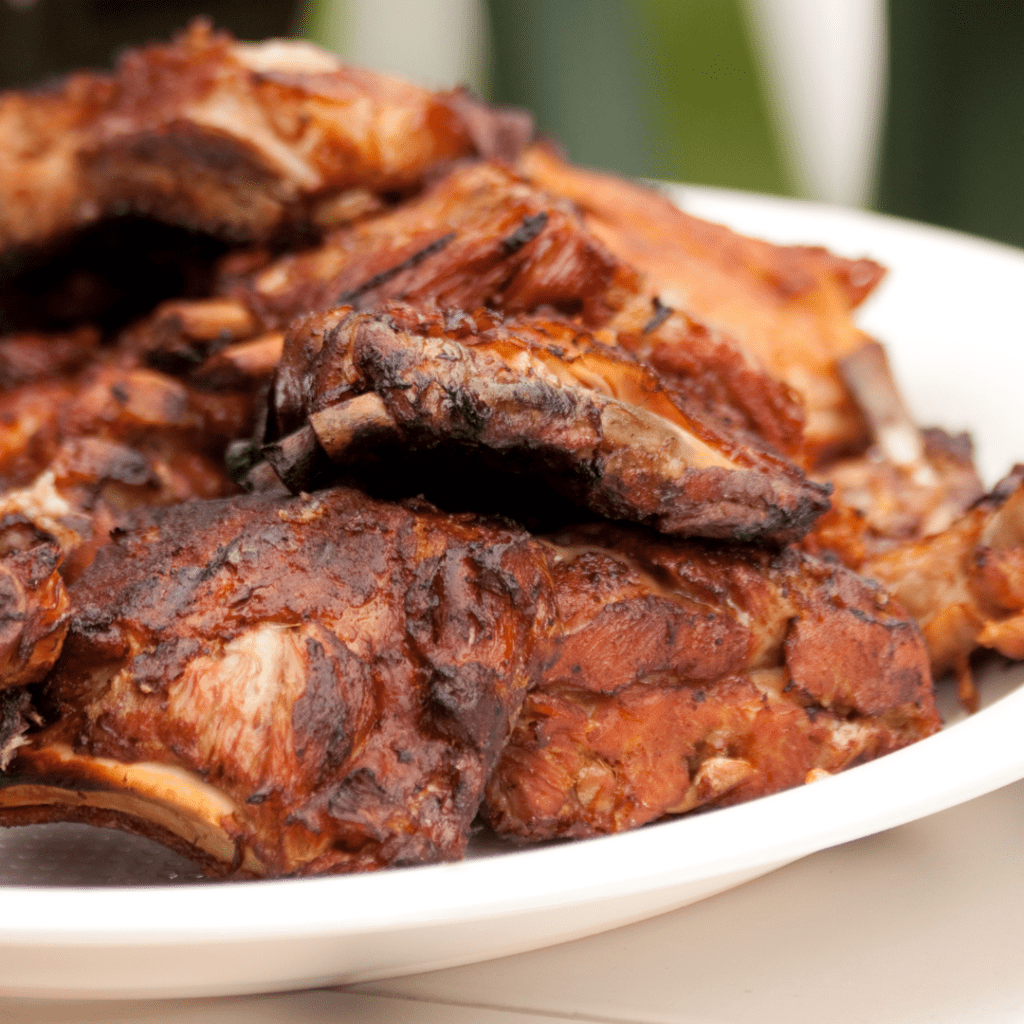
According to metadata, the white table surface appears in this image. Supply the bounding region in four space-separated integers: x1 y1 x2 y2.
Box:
4 775 1021 1024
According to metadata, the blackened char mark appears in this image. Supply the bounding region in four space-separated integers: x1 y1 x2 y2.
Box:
337 232 457 305
643 297 672 335
501 212 548 256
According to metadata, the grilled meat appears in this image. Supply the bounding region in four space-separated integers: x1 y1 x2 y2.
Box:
0 487 556 877
116 159 635 379
519 145 886 463
806 340 985 566
265 304 831 544
0 477 79 768
0 336 255 755
0 357 249 495
609 299 807 460
807 429 985 570
0 489 70 691
0 688 37 772
0 326 101 387
0 327 255 589
227 159 635 333
861 469 1024 710
483 522 940 842
0 20 531 255
0 26 970 877
123 160 809 464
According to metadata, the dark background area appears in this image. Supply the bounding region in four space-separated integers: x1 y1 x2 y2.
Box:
0 0 299 88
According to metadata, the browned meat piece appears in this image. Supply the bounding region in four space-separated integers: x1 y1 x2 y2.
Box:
862 468 1024 711
0 688 38 771
117 297 261 375
120 160 808 465
0 479 77 767
128 158 634 371
608 299 807 460
0 351 250 495
519 145 886 463
0 21 532 254
807 429 985 570
0 326 101 388
802 338 985 579
0 344 251 717
265 304 831 544
0 487 556 877
230 160 634 332
483 522 940 842
0 491 70 692
0 332 254 586
122 160 803 456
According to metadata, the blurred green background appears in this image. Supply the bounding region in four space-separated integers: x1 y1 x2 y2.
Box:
2 0 1023 247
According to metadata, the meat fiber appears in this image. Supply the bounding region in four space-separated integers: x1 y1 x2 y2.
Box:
0 487 70 691
861 468 1024 710
264 304 831 544
483 522 940 841
0 487 556 877
519 145 886 463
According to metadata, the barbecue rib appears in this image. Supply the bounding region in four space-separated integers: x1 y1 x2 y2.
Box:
115 158 635 382
122 160 809 463
0 487 556 877
519 145 886 463
861 468 1024 710
227 159 635 333
807 429 985 570
264 304 831 544
805 340 986 567
0 476 80 769
0 26 974 880
0 319 261 612
0 336 258 768
609 299 807 460
0 489 69 691
483 522 940 841
0 20 532 254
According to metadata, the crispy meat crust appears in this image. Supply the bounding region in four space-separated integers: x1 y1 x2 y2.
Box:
123 160 807 463
0 521 68 693
0 354 251 589
267 304 831 543
0 488 556 876
229 160 635 333
0 21 532 253
610 300 808 461
0 331 252 550
519 145 885 462
0 688 36 771
861 468 1024 707
483 523 940 841
0 29 968 875
807 428 986 569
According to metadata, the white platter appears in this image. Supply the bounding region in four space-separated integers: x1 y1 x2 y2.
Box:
3 187 1024 1000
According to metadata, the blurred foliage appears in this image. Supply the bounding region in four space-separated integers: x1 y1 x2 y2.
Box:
878 1 1024 247
484 0 658 178
485 0 793 194
637 0 791 194
296 0 348 61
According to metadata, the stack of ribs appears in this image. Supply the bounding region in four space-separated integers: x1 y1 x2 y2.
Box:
2 22 1016 878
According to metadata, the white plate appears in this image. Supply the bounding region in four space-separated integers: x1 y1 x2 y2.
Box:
3 188 1024 1000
